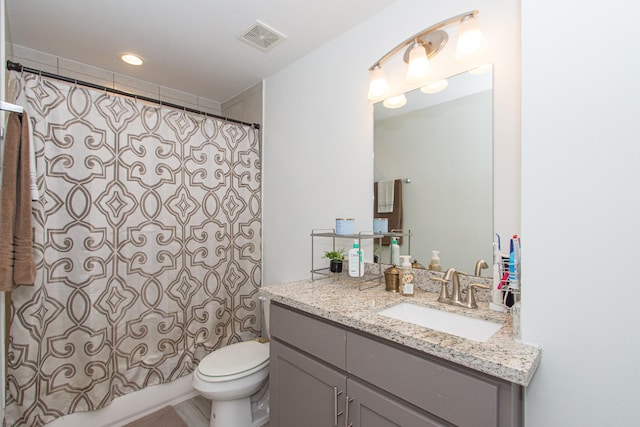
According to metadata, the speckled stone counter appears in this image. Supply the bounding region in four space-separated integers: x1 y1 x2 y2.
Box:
260 277 541 386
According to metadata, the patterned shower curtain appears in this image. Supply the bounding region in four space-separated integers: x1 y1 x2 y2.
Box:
4 72 262 426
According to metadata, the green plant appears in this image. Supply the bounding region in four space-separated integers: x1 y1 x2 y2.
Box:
323 249 345 261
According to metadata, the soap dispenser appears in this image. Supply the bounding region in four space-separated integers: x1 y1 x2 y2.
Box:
428 250 442 272
390 237 400 266
399 255 415 296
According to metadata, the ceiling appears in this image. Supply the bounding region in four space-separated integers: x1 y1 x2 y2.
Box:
5 0 396 103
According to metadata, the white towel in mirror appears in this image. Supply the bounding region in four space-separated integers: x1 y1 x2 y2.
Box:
377 179 394 213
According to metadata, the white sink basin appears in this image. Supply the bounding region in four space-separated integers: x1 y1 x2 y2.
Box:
378 302 502 342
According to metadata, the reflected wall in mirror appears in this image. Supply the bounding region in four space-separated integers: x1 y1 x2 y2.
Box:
374 66 493 275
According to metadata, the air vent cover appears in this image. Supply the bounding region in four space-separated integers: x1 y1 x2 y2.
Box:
240 20 286 52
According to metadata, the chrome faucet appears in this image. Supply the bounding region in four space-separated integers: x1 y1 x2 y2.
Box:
435 268 491 309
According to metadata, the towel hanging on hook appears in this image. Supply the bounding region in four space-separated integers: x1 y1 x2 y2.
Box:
0 111 36 289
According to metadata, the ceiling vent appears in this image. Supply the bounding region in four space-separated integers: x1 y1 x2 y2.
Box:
239 20 286 52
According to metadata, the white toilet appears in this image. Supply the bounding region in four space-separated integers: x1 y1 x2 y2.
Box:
192 299 271 427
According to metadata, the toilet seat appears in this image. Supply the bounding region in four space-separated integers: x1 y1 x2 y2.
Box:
197 340 269 382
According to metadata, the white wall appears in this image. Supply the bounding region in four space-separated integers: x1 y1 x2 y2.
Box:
222 81 263 126
264 0 521 285
521 0 640 425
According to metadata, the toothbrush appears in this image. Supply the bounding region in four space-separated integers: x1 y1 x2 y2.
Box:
498 272 510 290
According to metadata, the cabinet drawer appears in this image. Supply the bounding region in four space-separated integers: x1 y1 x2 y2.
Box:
270 303 346 369
346 332 498 427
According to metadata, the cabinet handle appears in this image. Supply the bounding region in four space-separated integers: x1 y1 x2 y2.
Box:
345 396 353 427
334 386 344 426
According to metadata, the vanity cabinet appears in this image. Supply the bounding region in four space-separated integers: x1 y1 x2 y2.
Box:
271 341 347 426
270 301 348 426
270 302 523 427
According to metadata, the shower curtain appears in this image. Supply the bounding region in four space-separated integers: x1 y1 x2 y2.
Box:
3 72 262 426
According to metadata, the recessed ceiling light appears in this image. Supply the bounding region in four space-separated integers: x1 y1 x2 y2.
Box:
121 53 144 66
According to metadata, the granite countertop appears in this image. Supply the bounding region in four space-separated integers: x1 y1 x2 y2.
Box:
260 277 541 386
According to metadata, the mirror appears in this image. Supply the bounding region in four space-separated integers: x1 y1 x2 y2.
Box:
373 67 493 275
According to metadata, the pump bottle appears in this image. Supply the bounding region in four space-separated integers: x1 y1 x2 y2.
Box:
428 250 442 272
390 237 400 266
348 240 364 277
399 255 414 296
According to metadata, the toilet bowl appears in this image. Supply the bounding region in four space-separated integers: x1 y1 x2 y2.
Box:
192 339 270 427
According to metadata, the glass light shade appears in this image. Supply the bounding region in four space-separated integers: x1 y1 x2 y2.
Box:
455 15 488 61
405 43 430 83
121 53 144 66
368 66 390 101
420 79 448 94
383 94 407 109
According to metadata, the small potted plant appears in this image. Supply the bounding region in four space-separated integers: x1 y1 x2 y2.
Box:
323 249 345 273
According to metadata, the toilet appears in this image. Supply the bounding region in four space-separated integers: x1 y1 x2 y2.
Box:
192 339 269 427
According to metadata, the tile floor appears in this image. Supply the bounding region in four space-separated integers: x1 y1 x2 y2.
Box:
173 396 269 427
174 396 210 427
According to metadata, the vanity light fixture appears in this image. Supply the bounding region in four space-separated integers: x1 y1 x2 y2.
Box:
383 93 408 109
420 79 449 94
405 39 431 83
121 53 144 66
454 14 488 61
367 10 487 102
367 65 391 101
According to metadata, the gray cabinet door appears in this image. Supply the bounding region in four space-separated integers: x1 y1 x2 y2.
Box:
271 339 347 427
346 379 449 427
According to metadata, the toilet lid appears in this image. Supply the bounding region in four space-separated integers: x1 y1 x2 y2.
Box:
198 340 269 378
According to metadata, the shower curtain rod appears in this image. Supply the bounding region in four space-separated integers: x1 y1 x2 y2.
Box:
6 60 260 130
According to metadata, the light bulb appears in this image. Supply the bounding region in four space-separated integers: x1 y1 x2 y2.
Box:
368 66 390 101
405 42 430 83
455 15 488 61
420 80 448 94
383 94 407 109
121 53 144 66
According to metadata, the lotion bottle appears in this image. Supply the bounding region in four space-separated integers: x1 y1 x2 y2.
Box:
399 255 414 296
428 250 442 272
390 237 400 266
348 240 364 277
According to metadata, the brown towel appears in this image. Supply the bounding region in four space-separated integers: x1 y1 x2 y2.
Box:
373 179 403 246
0 111 36 290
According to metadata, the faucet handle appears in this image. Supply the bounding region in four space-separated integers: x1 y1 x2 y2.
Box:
465 283 491 309
431 277 450 303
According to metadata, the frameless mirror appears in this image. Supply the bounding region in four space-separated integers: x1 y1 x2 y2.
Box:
374 66 493 275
